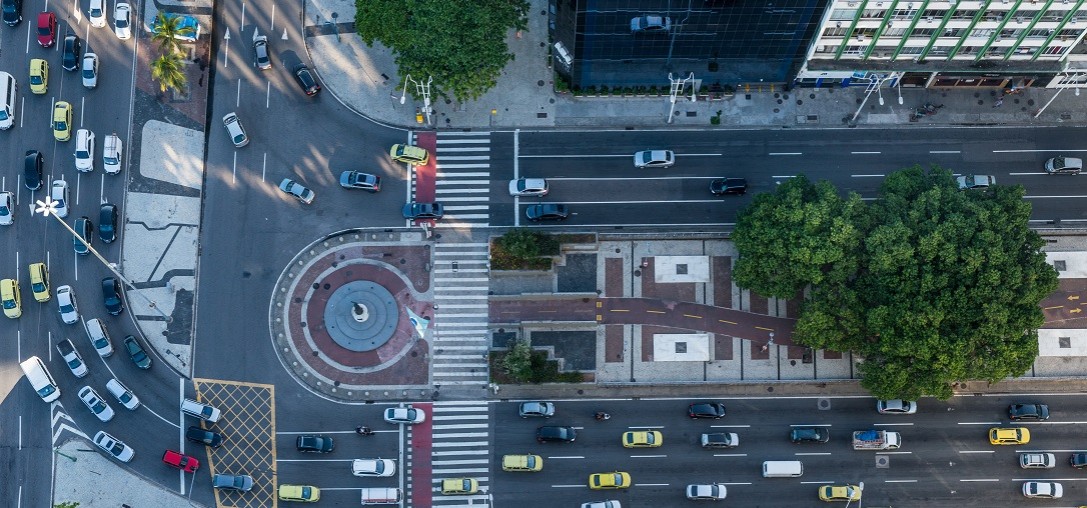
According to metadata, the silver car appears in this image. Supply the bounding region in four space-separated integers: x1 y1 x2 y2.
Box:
106 378 140 410
223 112 249 147
956 174 995 190
518 401 555 418
508 177 549 197
876 399 917 414
254 34 271 70
279 178 315 204
0 191 13 226
78 386 115 422
56 284 79 324
686 484 726 500
384 405 425 424
633 149 675 168
94 431 134 462
1019 452 1055 469
81 53 98 88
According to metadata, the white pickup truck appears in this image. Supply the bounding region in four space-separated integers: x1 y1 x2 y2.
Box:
852 429 901 450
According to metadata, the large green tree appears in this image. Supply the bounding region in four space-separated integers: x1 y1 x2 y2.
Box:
355 0 530 103
735 166 1057 399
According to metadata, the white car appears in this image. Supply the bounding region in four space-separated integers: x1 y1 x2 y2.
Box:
55 338 87 377
1019 452 1056 469
78 386 115 422
581 502 621 508
223 112 249 147
113 2 131 39
81 53 98 88
51 180 70 217
85 318 114 357
105 378 140 410
957 174 995 190
103 133 122 174
1022 481 1062 498
686 483 727 500
508 177 549 197
94 431 134 462
88 0 106 27
384 406 425 424
74 129 95 171
633 149 675 168
0 191 13 226
876 399 917 414
351 458 396 477
56 284 79 324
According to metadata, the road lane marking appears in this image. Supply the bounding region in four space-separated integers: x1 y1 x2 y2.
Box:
647 310 665 314
873 423 914 426
795 452 831 456
800 481 837 484
790 424 832 427
769 153 803 156
959 450 996 454
683 314 702 319
718 319 737 324
851 152 881 154
876 451 913 455
552 484 584 488
1012 477 1087 481
957 422 1002 425
636 483 670 486
546 456 585 459
710 425 751 428
930 150 962 154
959 479 1000 482
631 455 666 458
885 479 918 483
520 153 721 158
721 482 753 485
713 453 747 457
627 426 664 429
852 174 885 177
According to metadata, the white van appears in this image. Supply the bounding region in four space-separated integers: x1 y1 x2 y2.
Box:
0 71 15 130
20 356 61 402
181 398 221 423
360 487 403 505
762 460 804 477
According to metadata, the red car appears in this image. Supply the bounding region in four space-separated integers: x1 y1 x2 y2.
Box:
162 450 199 472
36 11 56 47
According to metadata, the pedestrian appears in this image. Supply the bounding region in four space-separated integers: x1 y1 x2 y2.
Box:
993 97 1004 108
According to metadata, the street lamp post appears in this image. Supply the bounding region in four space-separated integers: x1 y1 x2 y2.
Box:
850 72 901 123
33 198 172 323
1034 71 1084 118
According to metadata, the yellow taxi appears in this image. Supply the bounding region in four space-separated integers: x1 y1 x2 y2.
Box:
29 59 48 94
389 144 430 165
588 471 631 490
818 485 861 502
622 430 662 448
28 263 49 302
1 278 22 318
53 101 72 141
501 454 543 472
989 427 1030 445
278 484 320 502
440 478 478 495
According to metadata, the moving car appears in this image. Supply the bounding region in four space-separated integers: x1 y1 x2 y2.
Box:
402 202 443 220
877 399 917 414
700 432 739 448
55 338 87 377
633 149 674 168
213 474 253 492
1072 452 1087 468
292 64 320 95
223 112 248 147
102 277 124 315
53 102 73 141
338 171 381 192
123 335 152 369
186 426 224 448
3 0 22 27
509 177 549 197
536 425 576 443
1 278 21 318
1019 452 1055 469
99 204 118 243
278 178 315 204
56 284 78 323
710 178 747 196
181 398 220 422
113 2 131 39
62 34 82 71
790 427 831 444
622 430 662 448
630 15 670 32
278 485 319 502
51 180 70 217
85 318 114 357
37 11 57 47
501 454 543 472
1008 403 1049 421
989 427 1030 445
588 471 631 490
351 458 396 477
29 58 48 94
686 484 727 500
74 129 96 171
0 192 12 226
253 35 271 69
1022 481 1062 499
28 262 49 302
296 435 334 453
93 431 134 462
103 134 122 174
78 386 114 422
581 502 621 508
81 53 98 88
384 405 426 424
1045 156 1082 175
389 144 429 165
87 0 105 27
73 216 93 255
105 378 140 409
25 150 43 190
956 174 994 190
688 402 726 419
162 449 199 472
818 484 861 502
518 401 555 418
526 203 569 221
440 478 478 495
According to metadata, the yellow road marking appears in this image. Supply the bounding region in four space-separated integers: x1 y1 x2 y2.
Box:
683 314 702 319
754 326 774 331
610 309 630 312
718 319 737 325
646 310 665 314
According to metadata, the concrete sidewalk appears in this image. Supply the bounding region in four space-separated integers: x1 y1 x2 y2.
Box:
302 0 1087 131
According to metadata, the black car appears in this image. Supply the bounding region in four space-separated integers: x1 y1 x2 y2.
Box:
2 0 21 27
186 426 224 448
102 277 124 315
123 335 151 369
292 64 321 96
1071 453 1087 468
73 216 92 255
24 150 42 190
62 34 81 71
688 402 726 419
710 178 748 196
536 426 576 443
296 434 334 452
790 427 831 443
99 203 117 243
1008 403 1050 421
526 203 569 222
402 202 443 220
338 171 381 192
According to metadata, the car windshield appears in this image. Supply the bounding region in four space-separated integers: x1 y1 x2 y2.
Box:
0 205 8 215
116 16 127 28
0 111 8 121
32 281 45 292
67 358 80 369
30 75 42 85
233 133 246 144
77 149 90 158
55 119 66 129
83 68 94 79
60 303 74 313
105 154 118 164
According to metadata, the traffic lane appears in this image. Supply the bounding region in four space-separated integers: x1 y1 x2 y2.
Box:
502 200 741 228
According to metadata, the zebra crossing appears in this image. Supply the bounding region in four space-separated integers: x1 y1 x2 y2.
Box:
431 239 491 387
434 132 492 227
430 401 491 506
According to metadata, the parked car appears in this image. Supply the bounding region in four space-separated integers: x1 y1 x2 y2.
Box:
62 34 82 71
292 64 320 95
402 202 443 220
162 450 199 472
102 277 124 315
55 338 87 377
508 177 549 197
213 474 253 491
56 284 78 324
99 203 117 243
384 406 426 424
278 178 314 204
253 35 271 69
709 178 748 196
123 335 151 369
73 216 93 255
526 203 569 221
1008 403 1049 421
688 402 726 419
790 427 831 444
36 11 57 47
186 426 224 448
78 386 114 422
518 401 555 418
113 2 131 39
338 171 381 192
93 431 133 462
877 399 917 414
105 378 140 409
223 112 248 147
633 149 674 168
296 435 334 452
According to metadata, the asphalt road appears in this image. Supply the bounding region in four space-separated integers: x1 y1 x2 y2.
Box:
492 395 1087 507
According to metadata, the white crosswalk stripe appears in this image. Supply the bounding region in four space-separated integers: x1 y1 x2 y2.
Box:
430 401 492 506
431 240 490 386
434 132 491 227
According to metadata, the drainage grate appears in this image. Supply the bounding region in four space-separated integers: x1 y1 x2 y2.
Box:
537 112 548 118
875 455 890 468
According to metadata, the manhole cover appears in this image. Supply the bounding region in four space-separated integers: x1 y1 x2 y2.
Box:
876 455 890 468
817 398 831 410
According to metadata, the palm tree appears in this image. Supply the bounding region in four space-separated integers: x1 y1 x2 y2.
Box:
151 13 195 55
150 53 186 94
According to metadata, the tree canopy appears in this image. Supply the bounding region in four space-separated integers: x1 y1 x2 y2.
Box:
733 166 1057 399
355 0 530 103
